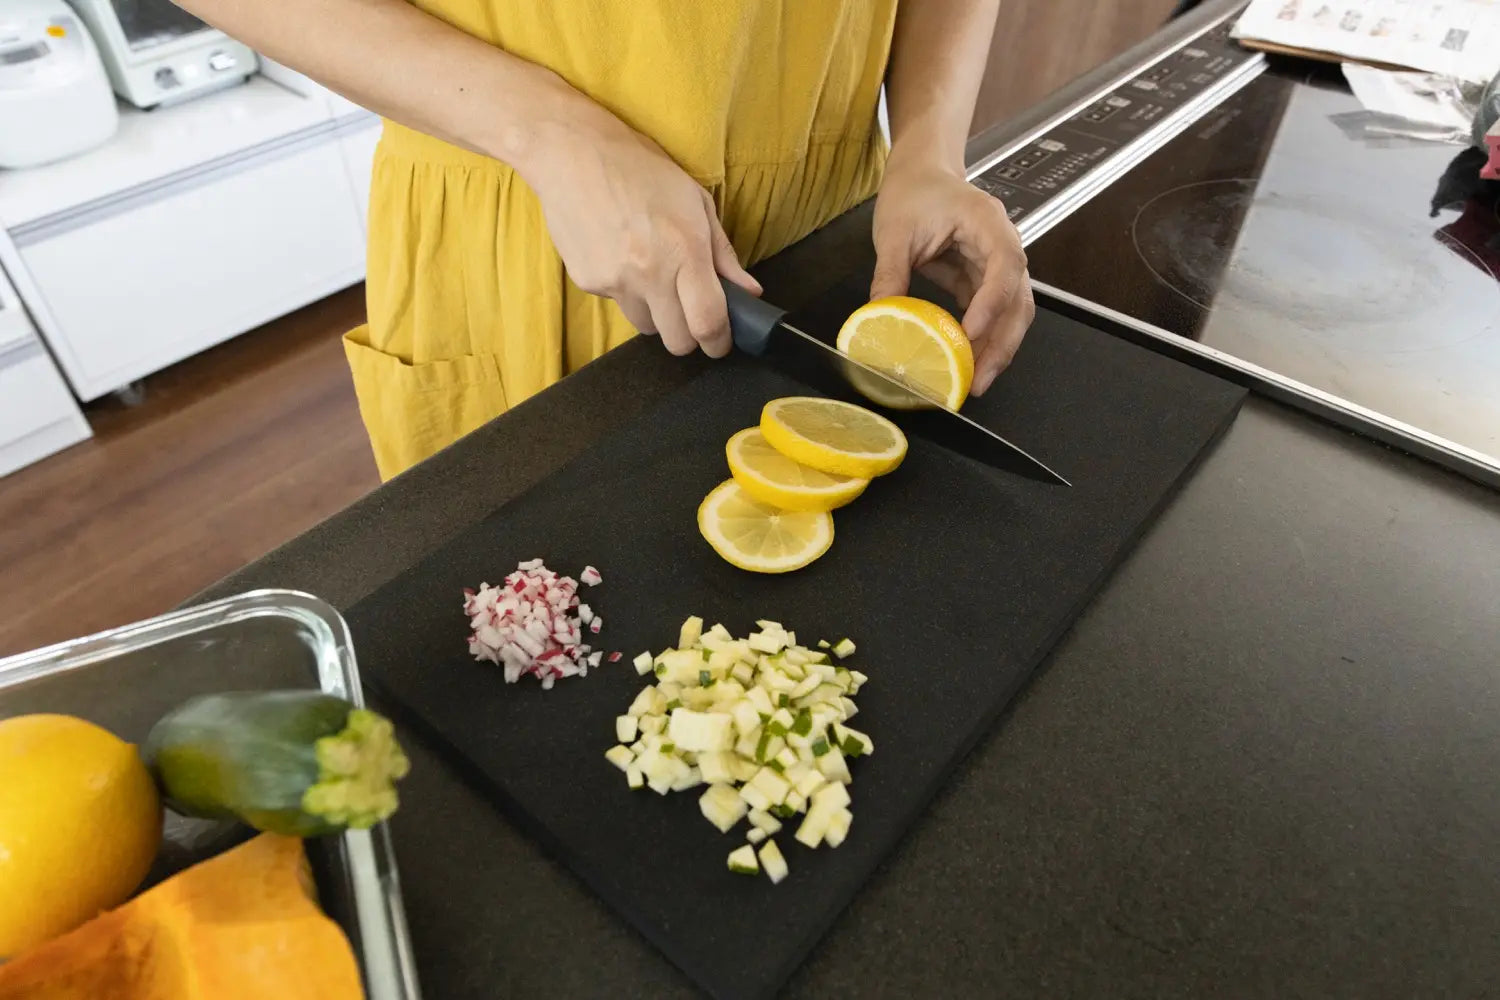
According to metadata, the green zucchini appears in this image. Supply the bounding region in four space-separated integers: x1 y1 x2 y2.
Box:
144 691 410 837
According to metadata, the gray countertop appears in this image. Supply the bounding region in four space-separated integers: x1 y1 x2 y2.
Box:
202 13 1500 995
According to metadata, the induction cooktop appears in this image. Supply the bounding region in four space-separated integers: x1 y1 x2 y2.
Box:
967 8 1500 483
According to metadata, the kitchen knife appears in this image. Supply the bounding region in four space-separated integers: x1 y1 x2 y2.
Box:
720 279 1070 486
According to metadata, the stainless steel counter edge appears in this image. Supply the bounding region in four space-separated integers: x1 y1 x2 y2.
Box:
195 5 1500 995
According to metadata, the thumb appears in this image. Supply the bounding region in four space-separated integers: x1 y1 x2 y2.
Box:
870 228 911 301
706 199 761 296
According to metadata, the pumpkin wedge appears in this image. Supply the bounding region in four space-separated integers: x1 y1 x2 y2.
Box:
0 833 364 1000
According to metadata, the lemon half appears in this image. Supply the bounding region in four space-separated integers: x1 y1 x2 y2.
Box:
836 296 974 410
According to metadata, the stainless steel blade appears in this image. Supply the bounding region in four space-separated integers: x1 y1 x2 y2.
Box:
763 320 1071 486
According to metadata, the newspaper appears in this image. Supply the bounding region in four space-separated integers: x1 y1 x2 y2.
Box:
1233 0 1500 84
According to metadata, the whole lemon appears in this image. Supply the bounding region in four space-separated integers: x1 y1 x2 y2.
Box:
0 714 162 957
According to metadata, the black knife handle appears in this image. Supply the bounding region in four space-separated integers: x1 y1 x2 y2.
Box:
721 278 787 357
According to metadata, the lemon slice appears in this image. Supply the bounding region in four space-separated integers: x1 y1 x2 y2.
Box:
697 480 834 574
726 427 869 513
836 296 974 410
760 397 908 479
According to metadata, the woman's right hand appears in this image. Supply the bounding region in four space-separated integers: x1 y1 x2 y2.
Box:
525 103 762 358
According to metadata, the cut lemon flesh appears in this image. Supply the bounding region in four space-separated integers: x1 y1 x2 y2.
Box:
697 480 834 574
760 397 908 479
726 427 869 512
836 296 974 410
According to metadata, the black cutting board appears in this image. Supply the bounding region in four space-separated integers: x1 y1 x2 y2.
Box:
348 305 1245 1000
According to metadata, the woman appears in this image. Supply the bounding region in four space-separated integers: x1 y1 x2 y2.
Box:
180 0 1033 479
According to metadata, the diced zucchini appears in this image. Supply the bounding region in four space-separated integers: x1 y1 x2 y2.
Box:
790 709 813 737
758 840 789 884
739 783 773 812
818 639 831 649
747 827 767 845
782 647 812 667
656 682 682 705
748 629 787 654
605 745 635 772
679 615 705 649
748 766 791 804
838 697 859 720
734 726 761 761
626 687 657 717
766 708 795 736
657 649 704 684
794 807 831 848
730 699 762 736
668 709 735 752
746 686 775 717
707 622 733 642
731 663 755 687
700 783 748 833
727 844 760 875
788 675 821 701
639 714 666 736
839 725 873 758
730 755 760 783
747 808 783 835
755 733 785 764
812 781 850 812
810 736 831 757
816 745 852 784
615 715 639 743
849 670 869 691
626 762 645 790
794 768 826 798
698 751 736 785
774 747 799 771
785 790 807 813
832 638 857 659
633 652 654 676
670 764 703 792
824 807 852 848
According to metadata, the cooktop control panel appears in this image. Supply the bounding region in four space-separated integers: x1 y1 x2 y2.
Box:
973 20 1261 230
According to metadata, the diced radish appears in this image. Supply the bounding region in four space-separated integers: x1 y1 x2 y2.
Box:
608 651 624 663
580 566 602 586
465 560 612 687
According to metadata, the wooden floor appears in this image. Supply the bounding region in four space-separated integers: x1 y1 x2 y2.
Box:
0 288 379 658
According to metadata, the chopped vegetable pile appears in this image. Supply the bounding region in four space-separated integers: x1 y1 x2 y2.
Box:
465 560 615 688
606 617 872 884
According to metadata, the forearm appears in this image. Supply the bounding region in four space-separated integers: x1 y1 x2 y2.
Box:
884 0 1001 175
173 0 594 183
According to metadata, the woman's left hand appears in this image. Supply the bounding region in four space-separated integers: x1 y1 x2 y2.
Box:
870 159 1034 396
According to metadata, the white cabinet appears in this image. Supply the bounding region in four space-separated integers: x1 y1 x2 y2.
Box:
17 138 366 401
0 341 91 478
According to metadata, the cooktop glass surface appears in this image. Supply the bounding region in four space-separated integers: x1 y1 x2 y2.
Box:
1026 68 1500 462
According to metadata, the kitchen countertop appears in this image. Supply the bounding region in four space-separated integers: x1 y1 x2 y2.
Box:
201 22 1500 1000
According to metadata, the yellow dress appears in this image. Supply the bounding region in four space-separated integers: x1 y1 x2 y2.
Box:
344 1 898 479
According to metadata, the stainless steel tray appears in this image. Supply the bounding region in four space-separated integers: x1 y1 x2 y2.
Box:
0 589 421 1000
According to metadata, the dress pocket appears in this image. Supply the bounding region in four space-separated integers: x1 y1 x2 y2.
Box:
343 326 510 479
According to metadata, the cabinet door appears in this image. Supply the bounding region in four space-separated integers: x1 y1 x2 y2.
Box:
20 141 365 401
0 343 91 477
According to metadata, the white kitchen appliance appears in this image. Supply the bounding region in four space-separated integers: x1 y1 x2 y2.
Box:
66 0 256 109
0 0 118 169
